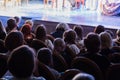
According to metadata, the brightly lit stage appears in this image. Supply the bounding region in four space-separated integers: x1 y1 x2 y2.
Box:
0 0 120 35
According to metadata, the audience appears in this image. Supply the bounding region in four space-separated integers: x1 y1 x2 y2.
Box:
0 18 119 80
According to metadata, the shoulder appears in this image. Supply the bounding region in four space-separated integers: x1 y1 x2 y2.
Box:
3 76 14 80
31 77 46 80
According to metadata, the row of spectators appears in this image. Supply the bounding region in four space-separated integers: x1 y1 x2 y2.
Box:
0 16 120 80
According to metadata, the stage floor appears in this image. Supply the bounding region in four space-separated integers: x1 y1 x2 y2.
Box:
0 0 120 29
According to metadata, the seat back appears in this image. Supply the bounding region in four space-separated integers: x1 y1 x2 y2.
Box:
37 62 56 80
108 53 120 63
60 69 81 80
0 54 8 78
64 45 76 67
46 34 55 43
106 64 120 80
71 57 103 80
30 39 47 51
52 53 68 72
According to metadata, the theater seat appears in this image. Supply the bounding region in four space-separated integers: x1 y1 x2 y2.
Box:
71 57 103 80
60 69 81 80
0 54 8 78
106 64 120 80
52 53 68 72
37 62 56 80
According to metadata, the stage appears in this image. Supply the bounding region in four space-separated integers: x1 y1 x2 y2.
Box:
0 0 120 31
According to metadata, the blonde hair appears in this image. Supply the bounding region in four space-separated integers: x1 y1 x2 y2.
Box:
56 22 70 31
25 20 33 27
99 32 113 49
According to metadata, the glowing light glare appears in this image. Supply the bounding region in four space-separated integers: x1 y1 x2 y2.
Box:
0 7 25 17
85 0 98 10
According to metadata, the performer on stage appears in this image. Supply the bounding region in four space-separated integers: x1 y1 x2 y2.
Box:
68 0 85 9
86 0 98 10
99 0 120 16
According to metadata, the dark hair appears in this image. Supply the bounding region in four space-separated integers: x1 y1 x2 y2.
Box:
63 29 76 44
6 18 17 32
0 39 8 53
53 38 65 48
84 32 100 53
94 25 105 34
8 45 34 78
30 39 47 51
73 25 83 40
37 48 53 66
35 24 46 40
20 24 31 35
105 30 114 38
4 31 24 51
14 16 20 24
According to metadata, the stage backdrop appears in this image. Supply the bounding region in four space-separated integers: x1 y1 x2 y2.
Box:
99 0 120 16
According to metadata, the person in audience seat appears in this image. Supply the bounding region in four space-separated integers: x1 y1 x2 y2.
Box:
53 38 75 68
80 32 110 74
5 45 46 80
34 24 54 50
113 29 120 46
13 16 21 30
6 18 18 33
73 25 84 50
53 38 68 72
63 29 80 55
94 25 105 34
4 31 24 55
37 48 61 80
50 22 70 38
20 24 35 46
99 32 115 58
25 20 34 32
